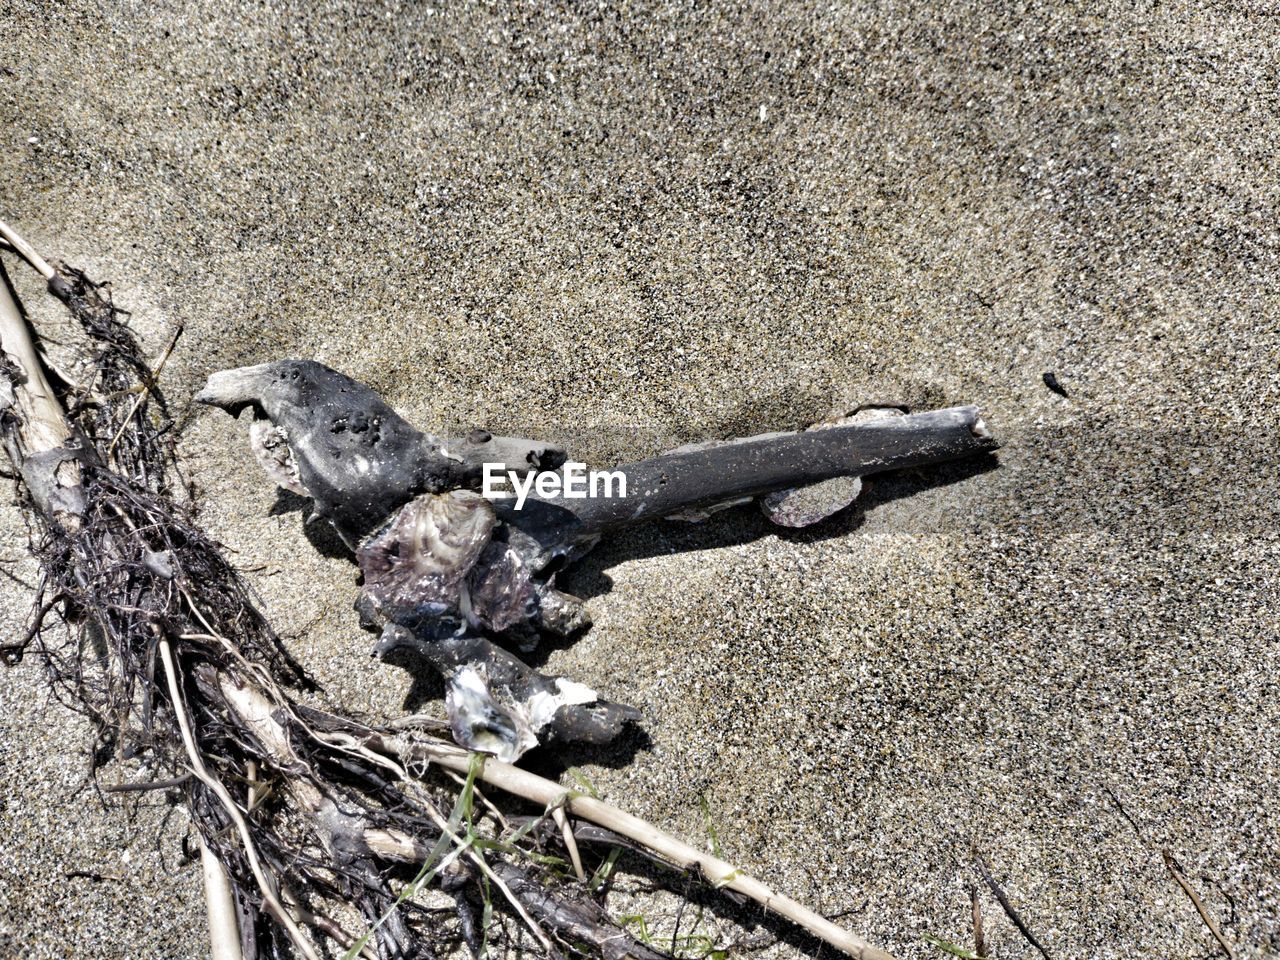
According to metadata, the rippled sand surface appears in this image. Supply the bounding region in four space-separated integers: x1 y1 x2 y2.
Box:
2 2 1277 956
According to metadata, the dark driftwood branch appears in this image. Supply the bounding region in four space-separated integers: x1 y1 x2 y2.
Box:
546 405 993 536
196 359 997 551
197 359 998 759
196 360 566 547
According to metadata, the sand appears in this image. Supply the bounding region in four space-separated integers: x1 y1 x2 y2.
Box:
1 0 1278 957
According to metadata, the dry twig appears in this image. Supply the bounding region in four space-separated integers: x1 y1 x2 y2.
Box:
972 849 1051 960
970 885 984 959
1162 850 1235 960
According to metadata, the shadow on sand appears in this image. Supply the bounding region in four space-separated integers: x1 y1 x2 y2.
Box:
271 451 996 774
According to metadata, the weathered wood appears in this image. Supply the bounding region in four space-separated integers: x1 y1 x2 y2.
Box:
197 360 997 553
196 359 566 546
3 242 898 960
534 404 995 537
0 259 84 528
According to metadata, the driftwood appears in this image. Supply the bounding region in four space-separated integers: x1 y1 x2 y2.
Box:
196 360 994 548
0 257 84 526
196 360 567 547
0 225 898 960
198 359 997 760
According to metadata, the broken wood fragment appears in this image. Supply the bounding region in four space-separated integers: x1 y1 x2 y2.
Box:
0 259 85 528
199 359 997 759
374 624 639 763
196 360 565 547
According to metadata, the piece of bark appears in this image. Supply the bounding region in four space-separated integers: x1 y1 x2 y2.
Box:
373 625 639 762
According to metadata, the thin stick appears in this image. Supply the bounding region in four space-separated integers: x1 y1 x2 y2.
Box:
1162 851 1235 959
552 804 587 882
388 735 895 960
158 638 321 960
970 885 985 959
972 850 1050 960
103 775 191 793
0 219 55 281
200 838 243 960
107 324 182 457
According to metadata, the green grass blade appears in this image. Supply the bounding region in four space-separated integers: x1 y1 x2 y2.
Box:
564 767 600 799
922 931 989 960
698 795 722 858
588 845 623 893
342 753 486 960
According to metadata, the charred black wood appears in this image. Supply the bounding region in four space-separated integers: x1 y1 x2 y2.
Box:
199 360 997 759
374 624 639 763
546 405 994 537
196 360 565 547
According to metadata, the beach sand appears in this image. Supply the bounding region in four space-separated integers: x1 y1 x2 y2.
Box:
1 1 1277 957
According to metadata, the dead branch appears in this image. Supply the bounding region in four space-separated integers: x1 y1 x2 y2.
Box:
972 850 1050 960
1162 850 1235 960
